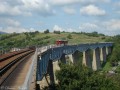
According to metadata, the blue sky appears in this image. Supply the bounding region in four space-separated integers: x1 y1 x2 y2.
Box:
0 0 120 35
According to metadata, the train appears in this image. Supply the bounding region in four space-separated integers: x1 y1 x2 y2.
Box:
56 40 68 46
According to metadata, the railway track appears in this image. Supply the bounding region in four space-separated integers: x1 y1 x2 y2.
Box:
0 49 30 61
0 49 35 86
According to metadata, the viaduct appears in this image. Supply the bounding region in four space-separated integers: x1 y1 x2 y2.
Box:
36 42 113 85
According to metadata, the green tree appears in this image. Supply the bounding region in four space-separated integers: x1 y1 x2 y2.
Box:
54 30 60 34
55 63 120 90
67 34 72 39
44 29 49 34
110 45 120 66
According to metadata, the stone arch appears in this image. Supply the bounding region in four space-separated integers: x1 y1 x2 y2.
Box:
72 50 83 65
106 46 113 55
59 53 66 64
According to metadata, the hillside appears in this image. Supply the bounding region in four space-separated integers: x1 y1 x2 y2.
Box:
0 32 110 50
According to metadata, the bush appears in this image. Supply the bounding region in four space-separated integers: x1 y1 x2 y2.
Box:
101 37 105 39
44 29 49 34
110 45 120 66
67 34 72 39
55 63 120 90
54 30 60 34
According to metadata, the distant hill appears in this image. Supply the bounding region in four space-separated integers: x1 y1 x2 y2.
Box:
0 31 7 34
0 31 110 50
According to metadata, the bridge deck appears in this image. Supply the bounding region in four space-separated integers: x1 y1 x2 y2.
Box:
1 54 35 90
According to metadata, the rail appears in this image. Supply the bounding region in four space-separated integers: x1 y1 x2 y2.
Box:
0 49 30 61
0 51 34 76
0 50 34 85
19 49 37 90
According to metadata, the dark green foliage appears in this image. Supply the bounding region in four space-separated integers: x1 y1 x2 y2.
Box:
55 63 120 90
86 32 99 37
67 34 72 39
44 29 49 34
60 38 66 40
80 31 105 37
110 45 120 66
44 36 50 39
106 35 120 66
115 66 120 73
0 33 19 41
101 36 105 40
54 31 60 34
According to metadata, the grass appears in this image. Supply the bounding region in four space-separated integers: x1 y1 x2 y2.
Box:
43 33 107 44
0 32 110 50
102 61 112 71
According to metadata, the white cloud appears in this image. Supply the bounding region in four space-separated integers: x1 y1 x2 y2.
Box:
103 19 120 35
66 28 77 32
83 0 111 3
0 26 36 33
49 0 111 6
0 0 111 17
53 25 78 32
78 20 120 35
0 18 36 33
79 23 99 32
29 28 36 32
80 5 106 16
53 25 64 31
0 18 20 27
0 0 110 17
52 20 120 36
104 19 120 31
0 1 32 16
0 27 28 33
0 0 55 17
63 7 76 15
0 2 21 16
21 0 55 16
49 0 80 6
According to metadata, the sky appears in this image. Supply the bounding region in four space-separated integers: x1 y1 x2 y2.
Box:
0 0 120 36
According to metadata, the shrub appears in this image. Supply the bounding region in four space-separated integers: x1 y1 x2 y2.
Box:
44 29 49 34
54 30 60 34
67 34 72 39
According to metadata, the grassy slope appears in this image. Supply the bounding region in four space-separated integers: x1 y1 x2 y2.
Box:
36 32 109 44
0 32 110 48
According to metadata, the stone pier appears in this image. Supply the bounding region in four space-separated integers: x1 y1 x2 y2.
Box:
92 48 101 71
67 54 74 64
47 60 55 85
82 50 92 68
106 46 112 55
53 60 60 84
100 47 107 62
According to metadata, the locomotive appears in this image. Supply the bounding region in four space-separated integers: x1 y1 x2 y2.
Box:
56 40 68 46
